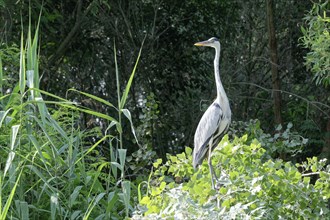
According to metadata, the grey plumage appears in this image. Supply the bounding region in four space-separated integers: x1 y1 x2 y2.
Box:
193 37 231 189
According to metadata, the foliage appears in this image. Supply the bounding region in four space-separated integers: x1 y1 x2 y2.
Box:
133 135 330 219
1 0 328 163
0 1 329 219
230 119 308 160
136 92 160 153
301 1 330 87
0 17 144 219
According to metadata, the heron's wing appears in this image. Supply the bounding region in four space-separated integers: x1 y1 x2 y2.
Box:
193 102 229 168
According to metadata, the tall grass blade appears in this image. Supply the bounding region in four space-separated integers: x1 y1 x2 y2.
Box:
4 125 20 177
27 11 32 71
32 117 60 156
35 96 47 124
0 109 12 128
29 87 70 102
15 200 29 220
118 148 127 175
0 169 23 220
121 108 139 145
106 192 117 214
83 192 106 220
71 211 82 220
47 115 69 140
109 142 118 180
28 134 48 165
51 193 58 220
26 70 35 99
68 88 116 109
0 56 3 98
32 13 41 92
119 41 144 110
0 174 2 216
19 32 26 95
75 135 110 165
114 41 123 150
119 181 131 217
26 7 42 95
59 103 118 123
25 165 56 192
114 41 121 111
69 186 83 208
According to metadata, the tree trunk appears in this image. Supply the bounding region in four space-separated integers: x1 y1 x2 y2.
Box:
266 0 283 126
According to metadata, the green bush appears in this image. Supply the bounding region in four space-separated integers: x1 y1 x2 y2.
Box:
230 119 308 160
133 135 330 219
301 1 330 87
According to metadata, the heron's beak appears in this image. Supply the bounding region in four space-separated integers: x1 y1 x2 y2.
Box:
194 40 209 46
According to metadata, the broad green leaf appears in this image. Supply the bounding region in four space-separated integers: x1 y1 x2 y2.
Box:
185 147 192 155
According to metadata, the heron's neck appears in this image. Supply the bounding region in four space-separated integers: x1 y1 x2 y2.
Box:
214 48 227 103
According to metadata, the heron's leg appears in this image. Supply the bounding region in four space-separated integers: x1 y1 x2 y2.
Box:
208 139 218 189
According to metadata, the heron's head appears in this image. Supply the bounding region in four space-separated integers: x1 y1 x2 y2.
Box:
194 37 220 50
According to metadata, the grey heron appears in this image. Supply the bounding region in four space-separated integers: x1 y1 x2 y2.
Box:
193 37 231 189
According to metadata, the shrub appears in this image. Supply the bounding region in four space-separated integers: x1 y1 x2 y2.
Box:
133 135 330 219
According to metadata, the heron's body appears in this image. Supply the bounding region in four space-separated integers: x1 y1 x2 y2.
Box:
192 37 231 188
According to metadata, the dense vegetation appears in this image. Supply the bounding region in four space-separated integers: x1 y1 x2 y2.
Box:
0 0 329 219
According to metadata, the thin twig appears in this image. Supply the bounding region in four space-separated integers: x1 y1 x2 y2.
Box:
233 82 330 117
302 172 320 177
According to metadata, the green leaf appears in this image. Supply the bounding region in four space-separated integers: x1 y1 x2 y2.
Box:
19 33 26 95
120 181 131 217
122 108 139 144
0 169 23 220
107 192 118 213
70 186 83 207
140 196 150 205
118 149 127 168
83 193 106 220
15 200 29 220
4 125 20 177
153 158 162 168
50 193 58 220
119 39 144 109
68 88 116 109
0 109 12 128
0 56 2 96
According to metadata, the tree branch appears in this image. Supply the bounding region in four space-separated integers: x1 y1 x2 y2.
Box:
48 0 93 67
